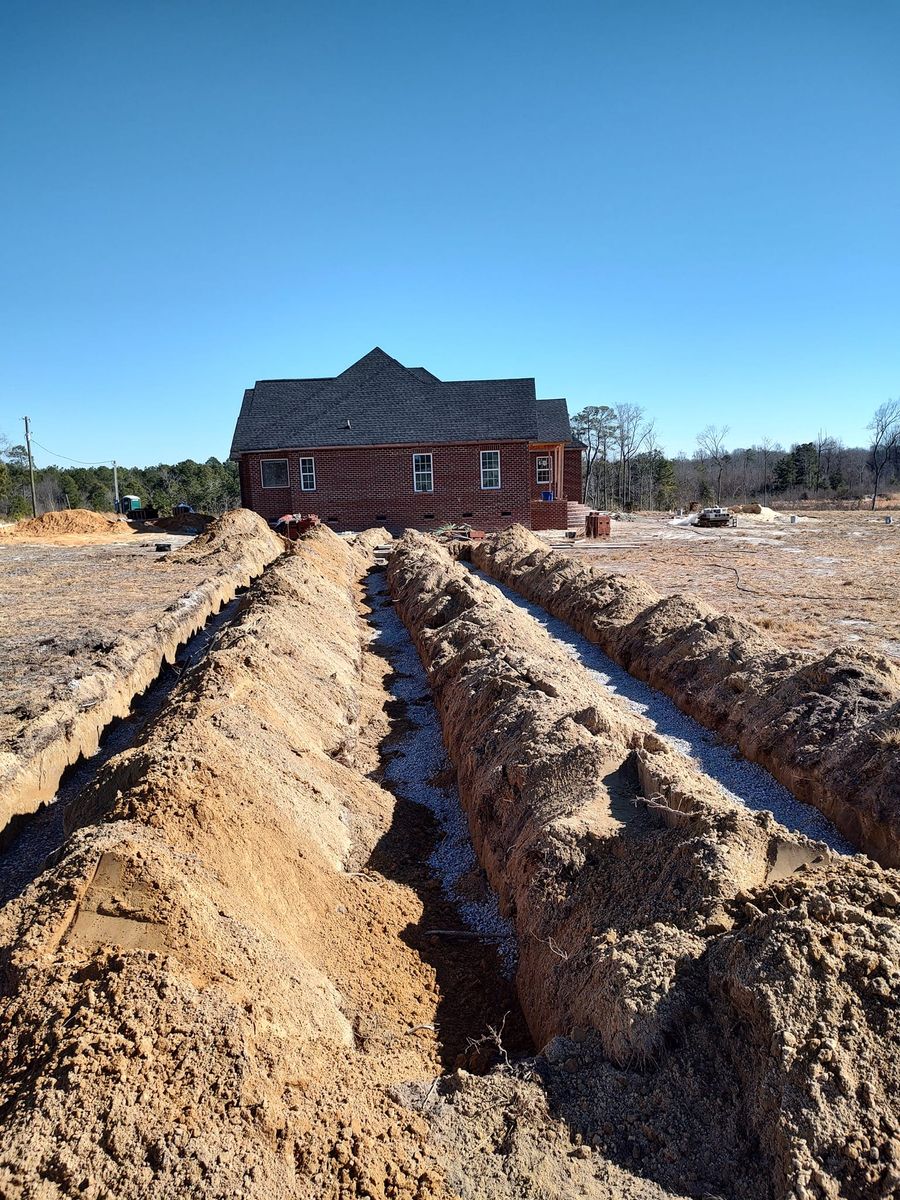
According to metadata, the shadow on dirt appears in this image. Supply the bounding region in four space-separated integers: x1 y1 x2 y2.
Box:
362 573 533 1072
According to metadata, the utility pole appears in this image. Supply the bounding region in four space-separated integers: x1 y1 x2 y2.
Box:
22 416 38 518
112 460 120 513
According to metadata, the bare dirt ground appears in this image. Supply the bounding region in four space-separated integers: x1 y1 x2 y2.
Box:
0 535 196 745
2 519 899 1198
548 510 900 662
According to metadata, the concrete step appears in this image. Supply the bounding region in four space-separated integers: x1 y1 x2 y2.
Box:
566 502 591 528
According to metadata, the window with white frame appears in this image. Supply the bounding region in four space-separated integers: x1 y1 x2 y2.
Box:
261 458 289 488
412 452 434 493
480 450 501 489
536 455 552 485
299 456 316 491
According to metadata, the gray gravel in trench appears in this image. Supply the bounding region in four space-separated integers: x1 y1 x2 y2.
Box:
365 571 518 970
467 564 854 855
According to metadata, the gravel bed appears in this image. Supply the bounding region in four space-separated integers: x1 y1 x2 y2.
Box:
468 565 855 854
365 572 517 969
0 594 244 905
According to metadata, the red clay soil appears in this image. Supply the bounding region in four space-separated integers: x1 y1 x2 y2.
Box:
387 531 900 1200
471 525 900 866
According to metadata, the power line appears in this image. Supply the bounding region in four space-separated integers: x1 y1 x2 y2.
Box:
28 437 114 467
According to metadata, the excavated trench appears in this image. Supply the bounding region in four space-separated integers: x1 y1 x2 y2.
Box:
465 563 854 854
469 525 900 865
365 571 517 966
386 530 900 1200
2 522 898 1200
0 593 244 905
0 508 284 840
358 569 532 1070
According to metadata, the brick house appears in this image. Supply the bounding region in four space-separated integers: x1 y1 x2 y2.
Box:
230 347 584 534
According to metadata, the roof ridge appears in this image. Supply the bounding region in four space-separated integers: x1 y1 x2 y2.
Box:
254 376 332 385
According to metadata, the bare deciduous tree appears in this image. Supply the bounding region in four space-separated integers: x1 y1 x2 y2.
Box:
696 425 731 505
570 405 617 505
615 403 653 510
868 399 900 510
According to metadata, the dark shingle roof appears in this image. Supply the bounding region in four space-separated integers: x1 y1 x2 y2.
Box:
535 399 572 442
230 348 574 455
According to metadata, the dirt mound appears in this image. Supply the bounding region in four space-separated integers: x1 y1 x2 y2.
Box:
352 526 393 552
162 506 283 564
387 531 900 1199
732 503 783 521
473 525 900 865
147 511 214 533
0 530 452 1199
9 508 122 536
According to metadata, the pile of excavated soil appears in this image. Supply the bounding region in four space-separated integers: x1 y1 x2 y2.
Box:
472 524 900 865
0 508 284 836
1 526 543 1199
351 526 393 553
6 508 123 537
1 528 438 1198
146 512 214 533
387 531 900 1200
162 506 284 565
731 503 783 521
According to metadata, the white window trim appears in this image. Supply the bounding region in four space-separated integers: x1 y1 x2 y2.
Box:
261 457 290 488
412 452 434 493
480 450 501 490
299 456 316 492
536 455 552 485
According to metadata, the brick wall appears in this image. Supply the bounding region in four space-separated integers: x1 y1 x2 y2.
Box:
530 499 569 530
237 442 533 533
565 447 583 503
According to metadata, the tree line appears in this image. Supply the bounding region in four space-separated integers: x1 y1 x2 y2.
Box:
571 398 900 511
0 438 240 520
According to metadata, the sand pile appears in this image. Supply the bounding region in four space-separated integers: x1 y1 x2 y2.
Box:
351 526 393 553
387 531 900 1200
732 503 783 522
472 525 900 865
8 508 122 536
162 506 283 565
148 512 214 533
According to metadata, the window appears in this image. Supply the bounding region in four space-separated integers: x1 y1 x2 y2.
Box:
536 455 552 485
480 450 501 489
261 458 289 488
413 453 433 493
299 456 316 491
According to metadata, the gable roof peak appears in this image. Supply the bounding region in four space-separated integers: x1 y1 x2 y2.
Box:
339 346 401 374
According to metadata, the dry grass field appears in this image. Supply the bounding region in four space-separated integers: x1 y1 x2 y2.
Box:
550 509 900 661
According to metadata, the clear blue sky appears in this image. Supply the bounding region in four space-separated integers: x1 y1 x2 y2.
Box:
2 0 898 466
